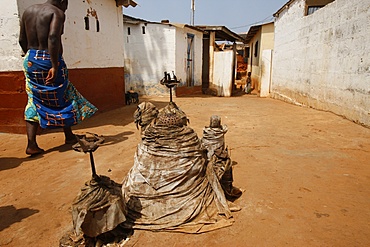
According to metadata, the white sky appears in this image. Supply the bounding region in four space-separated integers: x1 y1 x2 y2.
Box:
124 0 289 33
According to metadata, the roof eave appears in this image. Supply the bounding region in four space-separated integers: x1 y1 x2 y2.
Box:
116 0 138 8
196 25 244 43
273 0 296 17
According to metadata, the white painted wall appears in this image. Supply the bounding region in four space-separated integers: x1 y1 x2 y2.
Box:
213 50 234 97
2 0 124 71
62 0 124 69
260 49 272 97
0 0 23 71
272 0 370 126
123 22 203 96
124 23 176 95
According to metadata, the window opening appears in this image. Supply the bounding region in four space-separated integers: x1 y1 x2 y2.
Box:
84 16 89 30
142 26 146 34
254 41 259 57
245 47 250 58
307 5 324 15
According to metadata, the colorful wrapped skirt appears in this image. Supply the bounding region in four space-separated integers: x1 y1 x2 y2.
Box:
23 49 97 128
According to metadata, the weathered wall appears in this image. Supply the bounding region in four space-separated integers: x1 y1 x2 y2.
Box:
0 0 23 71
123 22 175 96
123 22 203 96
247 23 275 91
260 49 273 97
247 30 261 89
0 1 24 133
272 0 370 126
16 0 125 69
0 0 125 133
212 50 234 97
260 24 275 54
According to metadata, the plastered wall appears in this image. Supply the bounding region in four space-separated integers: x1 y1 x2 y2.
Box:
213 50 234 97
123 22 203 96
4 0 125 70
123 23 176 95
0 0 24 71
272 0 370 126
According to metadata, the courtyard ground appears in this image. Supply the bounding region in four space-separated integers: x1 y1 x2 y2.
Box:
0 95 369 247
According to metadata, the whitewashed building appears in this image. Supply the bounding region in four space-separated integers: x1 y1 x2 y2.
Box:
244 21 275 97
123 15 204 96
0 0 136 133
272 0 370 126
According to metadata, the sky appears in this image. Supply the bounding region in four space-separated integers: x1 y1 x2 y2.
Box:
124 0 289 34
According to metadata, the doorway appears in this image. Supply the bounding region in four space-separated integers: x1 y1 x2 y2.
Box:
186 33 195 87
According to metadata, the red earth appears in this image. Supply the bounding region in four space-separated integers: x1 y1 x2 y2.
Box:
1 95 369 246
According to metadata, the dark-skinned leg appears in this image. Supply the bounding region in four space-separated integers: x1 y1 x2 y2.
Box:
64 126 78 144
26 120 44 155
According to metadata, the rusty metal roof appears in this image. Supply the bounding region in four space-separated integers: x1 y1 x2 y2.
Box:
195 25 244 43
123 15 205 33
116 0 138 7
123 14 149 23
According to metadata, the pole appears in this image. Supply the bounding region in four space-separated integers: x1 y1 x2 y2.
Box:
89 151 99 180
191 0 195 25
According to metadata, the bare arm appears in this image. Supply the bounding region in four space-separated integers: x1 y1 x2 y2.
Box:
46 12 65 83
19 16 28 54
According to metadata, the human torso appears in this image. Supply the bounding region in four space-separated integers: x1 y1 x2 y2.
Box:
22 4 64 51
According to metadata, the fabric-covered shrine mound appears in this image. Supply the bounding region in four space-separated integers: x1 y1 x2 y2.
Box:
60 101 241 246
121 101 240 233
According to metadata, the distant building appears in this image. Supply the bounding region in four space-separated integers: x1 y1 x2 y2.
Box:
244 21 275 97
123 15 204 97
196 26 244 97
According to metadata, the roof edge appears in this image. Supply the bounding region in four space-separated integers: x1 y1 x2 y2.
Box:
117 0 138 8
273 0 296 17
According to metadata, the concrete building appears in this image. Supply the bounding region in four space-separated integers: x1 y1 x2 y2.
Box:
272 0 370 127
0 0 136 133
123 15 204 97
244 22 275 97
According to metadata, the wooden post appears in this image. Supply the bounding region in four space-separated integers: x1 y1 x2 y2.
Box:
209 31 215 87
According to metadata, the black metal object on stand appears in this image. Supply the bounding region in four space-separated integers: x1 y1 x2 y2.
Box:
73 134 102 181
160 71 180 102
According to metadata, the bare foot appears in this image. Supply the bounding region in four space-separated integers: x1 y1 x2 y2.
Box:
65 136 78 144
26 146 45 156
65 134 84 144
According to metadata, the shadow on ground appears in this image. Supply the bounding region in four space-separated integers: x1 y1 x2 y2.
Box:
0 155 44 172
0 205 39 232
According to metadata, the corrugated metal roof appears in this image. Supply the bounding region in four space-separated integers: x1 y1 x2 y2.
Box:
122 15 205 33
123 14 149 23
116 0 138 7
196 25 244 43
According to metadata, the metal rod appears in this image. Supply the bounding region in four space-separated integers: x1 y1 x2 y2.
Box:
89 151 98 179
191 0 195 26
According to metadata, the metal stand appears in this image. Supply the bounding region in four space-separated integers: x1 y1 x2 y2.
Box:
160 71 180 102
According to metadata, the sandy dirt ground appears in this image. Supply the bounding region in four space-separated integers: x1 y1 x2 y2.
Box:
1 95 370 247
